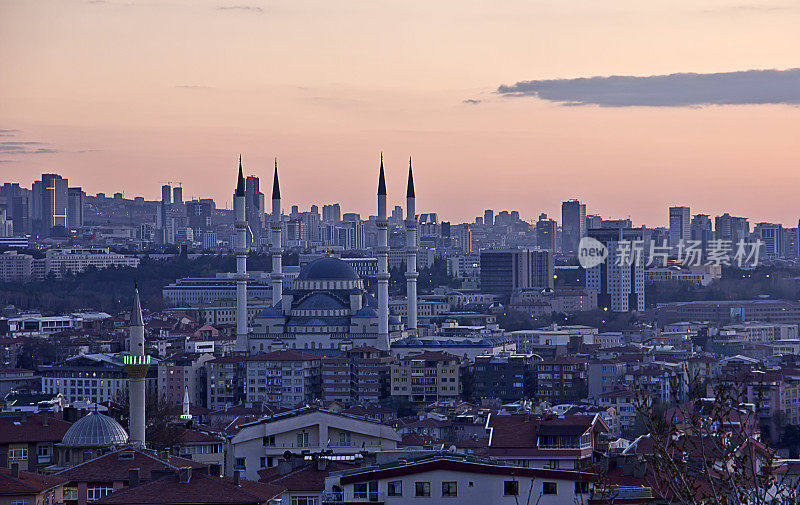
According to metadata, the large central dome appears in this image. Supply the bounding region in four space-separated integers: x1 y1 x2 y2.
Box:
296 257 359 281
61 412 130 448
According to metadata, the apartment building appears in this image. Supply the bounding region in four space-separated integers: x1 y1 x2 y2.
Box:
321 347 393 405
390 351 465 404
244 350 321 408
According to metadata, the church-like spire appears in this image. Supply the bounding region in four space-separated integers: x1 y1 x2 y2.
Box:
272 158 281 200
378 153 387 196
406 156 415 198
131 284 143 327
235 155 246 197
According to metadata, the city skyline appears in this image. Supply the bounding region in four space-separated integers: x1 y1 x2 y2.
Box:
2 0 800 225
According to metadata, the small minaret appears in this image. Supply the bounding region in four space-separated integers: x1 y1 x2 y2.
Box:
270 159 284 307
405 157 418 331
376 154 390 351
180 386 192 420
234 156 249 353
124 284 149 447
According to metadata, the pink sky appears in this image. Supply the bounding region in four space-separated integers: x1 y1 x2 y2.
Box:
1 0 799 227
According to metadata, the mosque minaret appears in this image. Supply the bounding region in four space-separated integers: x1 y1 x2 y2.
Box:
405 157 418 332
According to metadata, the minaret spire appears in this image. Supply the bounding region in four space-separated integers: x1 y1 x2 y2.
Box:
270 158 284 308
405 156 418 331
233 156 249 353
180 386 192 420
376 153 390 350
124 284 149 447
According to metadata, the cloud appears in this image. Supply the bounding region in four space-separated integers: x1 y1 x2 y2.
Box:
497 68 800 107
462 99 482 105
0 142 58 154
0 129 21 136
175 85 212 89
217 5 263 13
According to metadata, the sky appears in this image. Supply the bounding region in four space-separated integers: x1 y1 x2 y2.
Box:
1 0 799 227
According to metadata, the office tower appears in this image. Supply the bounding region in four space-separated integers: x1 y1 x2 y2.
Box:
376 155 390 350
480 248 554 298
124 286 149 447
536 213 556 251
173 186 183 206
270 160 283 307
186 199 212 233
38 174 69 236
561 199 586 254
1 183 31 235
391 205 403 224
234 157 249 353
67 187 84 228
245 175 265 239
586 214 603 230
669 206 691 250
161 185 172 205
691 214 713 258
405 158 418 331
715 213 750 245
457 224 472 253
585 228 645 312
484 209 494 227
755 223 783 259
441 221 450 238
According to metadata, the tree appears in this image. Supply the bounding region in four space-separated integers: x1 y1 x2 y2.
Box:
115 392 185 451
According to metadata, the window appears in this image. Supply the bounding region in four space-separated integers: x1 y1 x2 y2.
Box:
291 497 318 505
297 432 309 448
263 435 275 447
575 481 589 494
234 457 246 470
87 486 113 502
37 445 51 463
504 481 519 496
339 431 351 446
63 488 78 501
11 499 29 505
8 446 27 461
442 481 457 497
354 481 378 501
388 480 402 496
548 459 559 469
542 482 557 495
415 482 431 497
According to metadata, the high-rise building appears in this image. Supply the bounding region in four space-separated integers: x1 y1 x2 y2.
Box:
484 209 494 227
172 186 183 206
480 248 554 298
161 184 172 205
536 213 556 251
67 187 84 229
245 175 265 240
690 214 713 259
585 228 645 312
561 199 586 254
755 222 783 259
37 174 69 236
669 206 691 250
715 213 750 245
586 214 603 230
186 199 213 233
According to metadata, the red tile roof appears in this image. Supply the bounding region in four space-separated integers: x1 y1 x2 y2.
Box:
258 461 357 492
56 449 205 484
0 468 68 496
97 471 282 504
0 414 72 444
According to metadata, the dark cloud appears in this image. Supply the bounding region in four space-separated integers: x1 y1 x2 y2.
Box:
0 138 59 155
0 129 21 136
497 68 800 107
217 5 263 13
462 99 482 105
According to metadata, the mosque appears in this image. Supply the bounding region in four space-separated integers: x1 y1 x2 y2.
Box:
235 155 419 353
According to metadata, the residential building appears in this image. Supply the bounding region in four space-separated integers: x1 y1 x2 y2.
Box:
228 407 401 479
473 353 539 402
480 248 554 299
561 200 586 254
0 465 67 505
0 250 33 282
390 352 465 404
585 228 645 312
44 248 140 278
321 347 392 405
669 206 690 251
0 413 72 472
244 350 321 408
158 352 214 408
207 355 247 410
535 357 588 403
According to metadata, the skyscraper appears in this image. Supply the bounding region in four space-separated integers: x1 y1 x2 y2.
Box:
586 228 645 312
484 209 494 227
561 199 586 254
67 187 84 228
172 186 183 206
161 184 172 205
39 174 69 236
536 213 556 251
669 206 691 250
480 248 554 299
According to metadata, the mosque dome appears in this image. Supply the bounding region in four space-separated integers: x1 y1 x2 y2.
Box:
61 412 130 448
296 257 359 282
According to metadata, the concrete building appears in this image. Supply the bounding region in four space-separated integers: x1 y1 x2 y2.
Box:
480 248 554 299
390 351 465 404
536 213 557 251
669 206 691 251
473 353 540 402
43 248 140 278
0 250 33 282
321 346 393 405
158 352 214 408
228 407 401 479
244 350 321 407
585 228 645 312
561 200 586 254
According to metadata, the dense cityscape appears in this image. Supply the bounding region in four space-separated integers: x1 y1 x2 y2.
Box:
0 159 800 504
